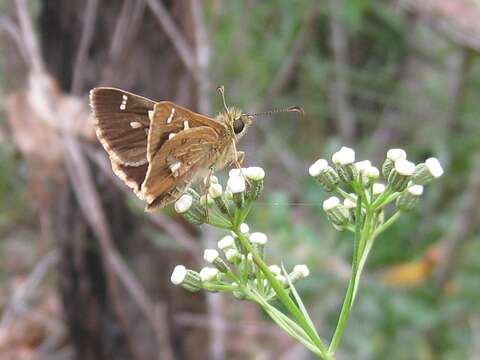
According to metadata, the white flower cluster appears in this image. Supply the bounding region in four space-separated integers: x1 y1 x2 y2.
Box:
309 147 444 229
172 166 266 227
171 223 311 296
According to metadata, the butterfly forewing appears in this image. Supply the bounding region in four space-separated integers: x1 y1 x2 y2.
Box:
90 87 154 166
147 101 227 162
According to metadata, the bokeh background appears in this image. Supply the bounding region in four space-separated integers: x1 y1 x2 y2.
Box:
0 0 479 359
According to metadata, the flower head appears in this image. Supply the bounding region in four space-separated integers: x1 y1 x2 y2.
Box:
355 160 372 172
171 265 187 285
333 146 355 165
174 194 193 213
425 158 444 178
308 159 329 177
218 235 235 250
208 183 223 198
394 159 416 176
240 223 250 234
387 148 407 161
203 249 219 263
323 196 340 211
293 264 310 278
245 166 265 180
408 184 424 196
227 174 246 193
250 232 268 245
372 183 386 195
199 267 219 282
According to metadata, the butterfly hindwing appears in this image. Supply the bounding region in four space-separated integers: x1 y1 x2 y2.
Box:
142 126 220 210
90 87 154 166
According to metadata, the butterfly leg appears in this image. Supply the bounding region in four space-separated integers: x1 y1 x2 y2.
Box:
201 166 215 222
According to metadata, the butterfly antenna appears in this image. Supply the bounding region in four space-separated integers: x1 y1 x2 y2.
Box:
244 105 304 118
217 86 229 112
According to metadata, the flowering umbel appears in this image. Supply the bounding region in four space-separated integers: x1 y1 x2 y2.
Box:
168 149 443 360
309 147 444 232
171 167 310 304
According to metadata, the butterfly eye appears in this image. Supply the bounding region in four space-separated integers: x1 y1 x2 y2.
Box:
233 117 245 134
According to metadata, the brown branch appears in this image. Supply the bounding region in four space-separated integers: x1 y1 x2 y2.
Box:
145 0 197 78
328 0 355 143
13 0 44 72
71 0 99 94
0 250 59 332
0 14 29 65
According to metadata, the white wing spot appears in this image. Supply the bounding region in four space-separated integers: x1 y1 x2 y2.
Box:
168 133 176 139
170 161 181 174
166 108 175 124
148 110 154 121
183 120 190 130
130 121 142 129
120 95 128 110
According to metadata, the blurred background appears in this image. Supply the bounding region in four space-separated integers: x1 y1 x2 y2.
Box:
0 0 479 359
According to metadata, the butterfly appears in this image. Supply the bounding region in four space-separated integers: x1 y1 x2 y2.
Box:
89 87 253 211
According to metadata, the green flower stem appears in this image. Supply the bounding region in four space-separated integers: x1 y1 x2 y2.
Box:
329 197 363 353
373 211 401 237
233 228 330 358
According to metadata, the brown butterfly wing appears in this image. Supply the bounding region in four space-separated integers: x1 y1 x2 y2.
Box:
90 87 154 166
147 101 227 162
142 126 221 211
111 160 149 199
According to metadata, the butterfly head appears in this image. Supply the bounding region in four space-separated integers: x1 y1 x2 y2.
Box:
217 86 252 140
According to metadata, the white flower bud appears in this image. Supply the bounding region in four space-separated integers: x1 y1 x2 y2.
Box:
408 184 424 196
225 248 240 263
268 265 281 275
171 265 187 285
247 253 253 262
387 148 407 161
250 232 268 245
218 235 235 250
229 168 246 178
372 183 386 195
332 151 341 164
355 160 372 172
245 166 265 180
227 175 246 193
343 195 357 209
293 264 310 278
323 196 350 227
364 166 380 179
323 196 340 211
394 159 415 176
210 175 219 184
199 267 219 282
426 158 444 178
174 194 193 213
276 274 287 285
203 249 219 263
335 146 355 165
240 223 249 234
309 159 329 177
208 183 223 199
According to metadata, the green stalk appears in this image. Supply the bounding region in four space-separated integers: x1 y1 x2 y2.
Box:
328 197 363 353
234 229 329 357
